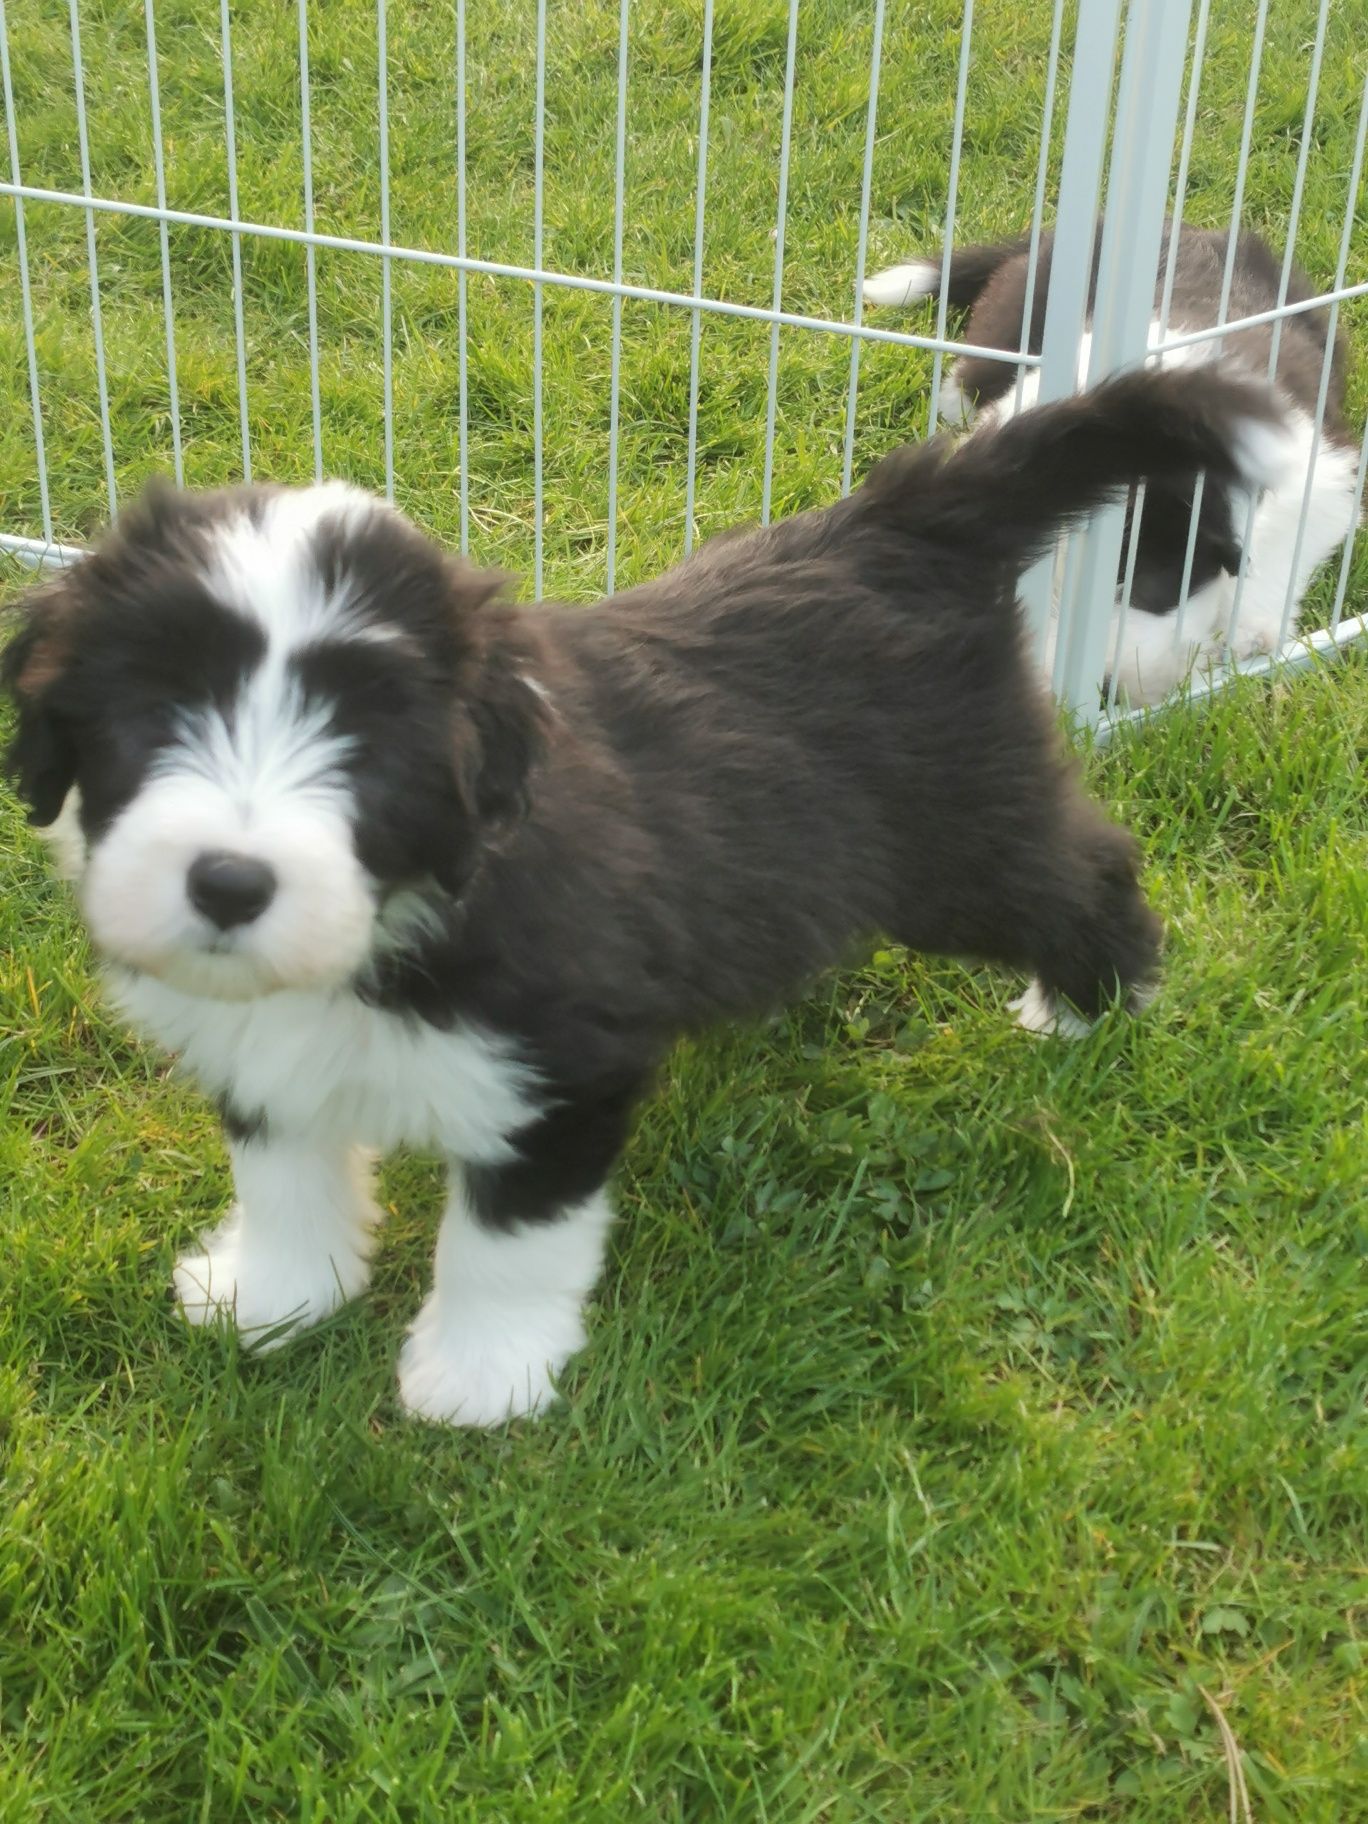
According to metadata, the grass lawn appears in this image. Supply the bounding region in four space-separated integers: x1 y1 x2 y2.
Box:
2 0 1367 1817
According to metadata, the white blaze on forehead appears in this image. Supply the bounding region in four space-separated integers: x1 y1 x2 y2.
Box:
167 685 353 806
169 482 410 807
201 482 404 653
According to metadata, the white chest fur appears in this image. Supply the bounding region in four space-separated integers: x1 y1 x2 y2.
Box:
111 971 540 1161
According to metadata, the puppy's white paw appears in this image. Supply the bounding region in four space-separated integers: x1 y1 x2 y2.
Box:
1009 979 1094 1041
396 1292 587 1427
173 1207 372 1350
936 368 974 427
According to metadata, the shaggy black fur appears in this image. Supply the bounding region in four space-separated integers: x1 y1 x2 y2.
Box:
5 368 1276 1226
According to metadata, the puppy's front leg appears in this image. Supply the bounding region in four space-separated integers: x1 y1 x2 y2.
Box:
395 1174 609 1430
173 1131 381 1349
397 1171 616 1428
397 1081 641 1426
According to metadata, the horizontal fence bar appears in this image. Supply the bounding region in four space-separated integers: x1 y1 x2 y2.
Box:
0 532 85 568
0 180 1039 364
21 177 1357 365
1152 279 1368 351
941 278 1368 373
1094 609 1368 747
17 178 1360 364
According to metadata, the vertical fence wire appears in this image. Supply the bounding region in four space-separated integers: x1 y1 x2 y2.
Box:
456 0 470 553
604 0 630 592
68 0 117 513
760 0 800 526
0 0 52 544
298 0 323 481
682 0 715 557
1224 0 1331 646
927 0 975 433
219 0 251 479
1163 0 1268 642
1103 478 1143 711
1121 0 1212 697
840 0 886 499
1157 0 1212 335
1277 66 1368 645
1163 0 1267 651
377 0 394 501
532 0 546 593
1262 0 1331 388
1212 0 1269 332
1107 480 1148 707
1330 421 1368 634
144 0 182 485
1011 0 1065 415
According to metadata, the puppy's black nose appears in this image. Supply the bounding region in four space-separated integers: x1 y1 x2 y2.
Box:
187 851 277 929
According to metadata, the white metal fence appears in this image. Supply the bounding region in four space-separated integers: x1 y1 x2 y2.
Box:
1 0 1364 733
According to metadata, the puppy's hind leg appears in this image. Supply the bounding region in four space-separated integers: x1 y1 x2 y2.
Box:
1008 798 1162 1040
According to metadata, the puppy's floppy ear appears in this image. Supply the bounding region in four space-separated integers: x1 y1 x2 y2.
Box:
2 574 79 827
460 646 552 834
441 557 551 841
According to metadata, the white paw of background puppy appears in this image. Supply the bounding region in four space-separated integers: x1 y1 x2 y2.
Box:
1008 978 1094 1040
396 1291 587 1427
173 1206 374 1350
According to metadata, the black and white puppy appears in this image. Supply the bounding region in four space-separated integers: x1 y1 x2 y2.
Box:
864 224 1360 704
3 369 1280 1426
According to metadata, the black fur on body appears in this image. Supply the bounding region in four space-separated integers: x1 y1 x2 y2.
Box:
4 369 1276 1232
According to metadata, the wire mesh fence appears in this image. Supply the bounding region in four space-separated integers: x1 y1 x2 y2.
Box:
1 0 1364 731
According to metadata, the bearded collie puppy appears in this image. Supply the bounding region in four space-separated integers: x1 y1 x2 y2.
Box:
864 223 1360 705
2 368 1281 1426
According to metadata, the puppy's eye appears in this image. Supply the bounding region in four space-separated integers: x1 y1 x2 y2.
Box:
292 640 417 713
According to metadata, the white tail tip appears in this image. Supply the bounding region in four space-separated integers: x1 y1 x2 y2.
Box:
1008 980 1094 1040
862 259 942 308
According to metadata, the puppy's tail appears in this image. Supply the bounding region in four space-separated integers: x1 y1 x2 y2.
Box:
858 366 1288 579
862 236 1030 310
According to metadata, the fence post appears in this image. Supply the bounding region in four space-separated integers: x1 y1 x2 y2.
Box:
1016 0 1121 657
1021 0 1195 721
